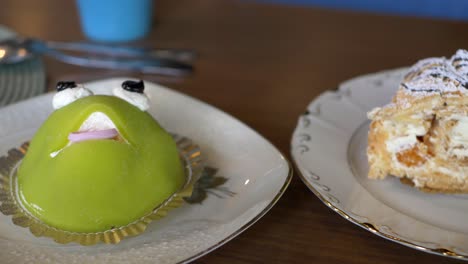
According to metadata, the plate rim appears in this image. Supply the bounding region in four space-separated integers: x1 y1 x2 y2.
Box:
290 69 468 261
293 157 465 260
180 158 293 263
0 77 294 263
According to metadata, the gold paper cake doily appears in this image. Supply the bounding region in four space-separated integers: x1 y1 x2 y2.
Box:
0 134 203 245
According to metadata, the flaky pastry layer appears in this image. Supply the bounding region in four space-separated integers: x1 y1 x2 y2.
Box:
368 50 468 193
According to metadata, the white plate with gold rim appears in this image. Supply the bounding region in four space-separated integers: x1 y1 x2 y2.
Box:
0 79 292 264
291 68 468 260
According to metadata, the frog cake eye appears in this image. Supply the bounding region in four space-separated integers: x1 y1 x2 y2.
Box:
113 80 150 111
52 81 93 109
122 80 144 93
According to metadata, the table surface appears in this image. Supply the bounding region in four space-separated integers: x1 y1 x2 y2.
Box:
2 0 468 263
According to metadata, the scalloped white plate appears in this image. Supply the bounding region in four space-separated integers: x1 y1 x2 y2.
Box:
0 79 292 264
291 68 468 260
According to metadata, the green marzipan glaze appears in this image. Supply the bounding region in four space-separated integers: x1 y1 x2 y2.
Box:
17 95 185 233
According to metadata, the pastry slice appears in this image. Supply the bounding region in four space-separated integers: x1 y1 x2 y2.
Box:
368 49 468 193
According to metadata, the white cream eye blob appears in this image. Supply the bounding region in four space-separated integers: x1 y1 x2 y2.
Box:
112 80 150 111
52 82 93 110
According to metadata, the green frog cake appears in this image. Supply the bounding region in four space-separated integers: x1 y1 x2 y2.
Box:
11 80 195 242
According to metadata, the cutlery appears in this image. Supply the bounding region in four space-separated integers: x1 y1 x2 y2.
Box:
0 38 195 76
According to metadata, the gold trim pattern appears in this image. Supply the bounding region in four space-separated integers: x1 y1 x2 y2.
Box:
294 101 468 260
294 162 466 260
0 135 203 246
293 68 468 259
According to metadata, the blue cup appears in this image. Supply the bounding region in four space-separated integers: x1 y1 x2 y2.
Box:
76 0 153 42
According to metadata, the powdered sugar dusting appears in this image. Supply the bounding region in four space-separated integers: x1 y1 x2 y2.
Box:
397 98 412 109
380 98 411 111
401 49 468 96
452 49 468 76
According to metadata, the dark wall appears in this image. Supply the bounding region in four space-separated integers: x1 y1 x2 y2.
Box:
258 0 468 21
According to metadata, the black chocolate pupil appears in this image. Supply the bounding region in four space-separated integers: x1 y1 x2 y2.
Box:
56 81 77 91
122 80 144 93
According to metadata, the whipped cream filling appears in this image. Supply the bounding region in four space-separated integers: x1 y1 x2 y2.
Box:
386 135 418 153
78 112 116 132
50 112 121 158
52 85 93 110
411 177 425 188
388 114 468 181
448 115 468 157
384 121 427 154
113 87 149 111
405 123 427 135
434 165 468 181
398 163 467 188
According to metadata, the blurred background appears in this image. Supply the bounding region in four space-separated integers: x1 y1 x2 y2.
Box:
2 0 468 108
261 0 468 21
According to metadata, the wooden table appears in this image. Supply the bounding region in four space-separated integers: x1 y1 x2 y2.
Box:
2 0 468 263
